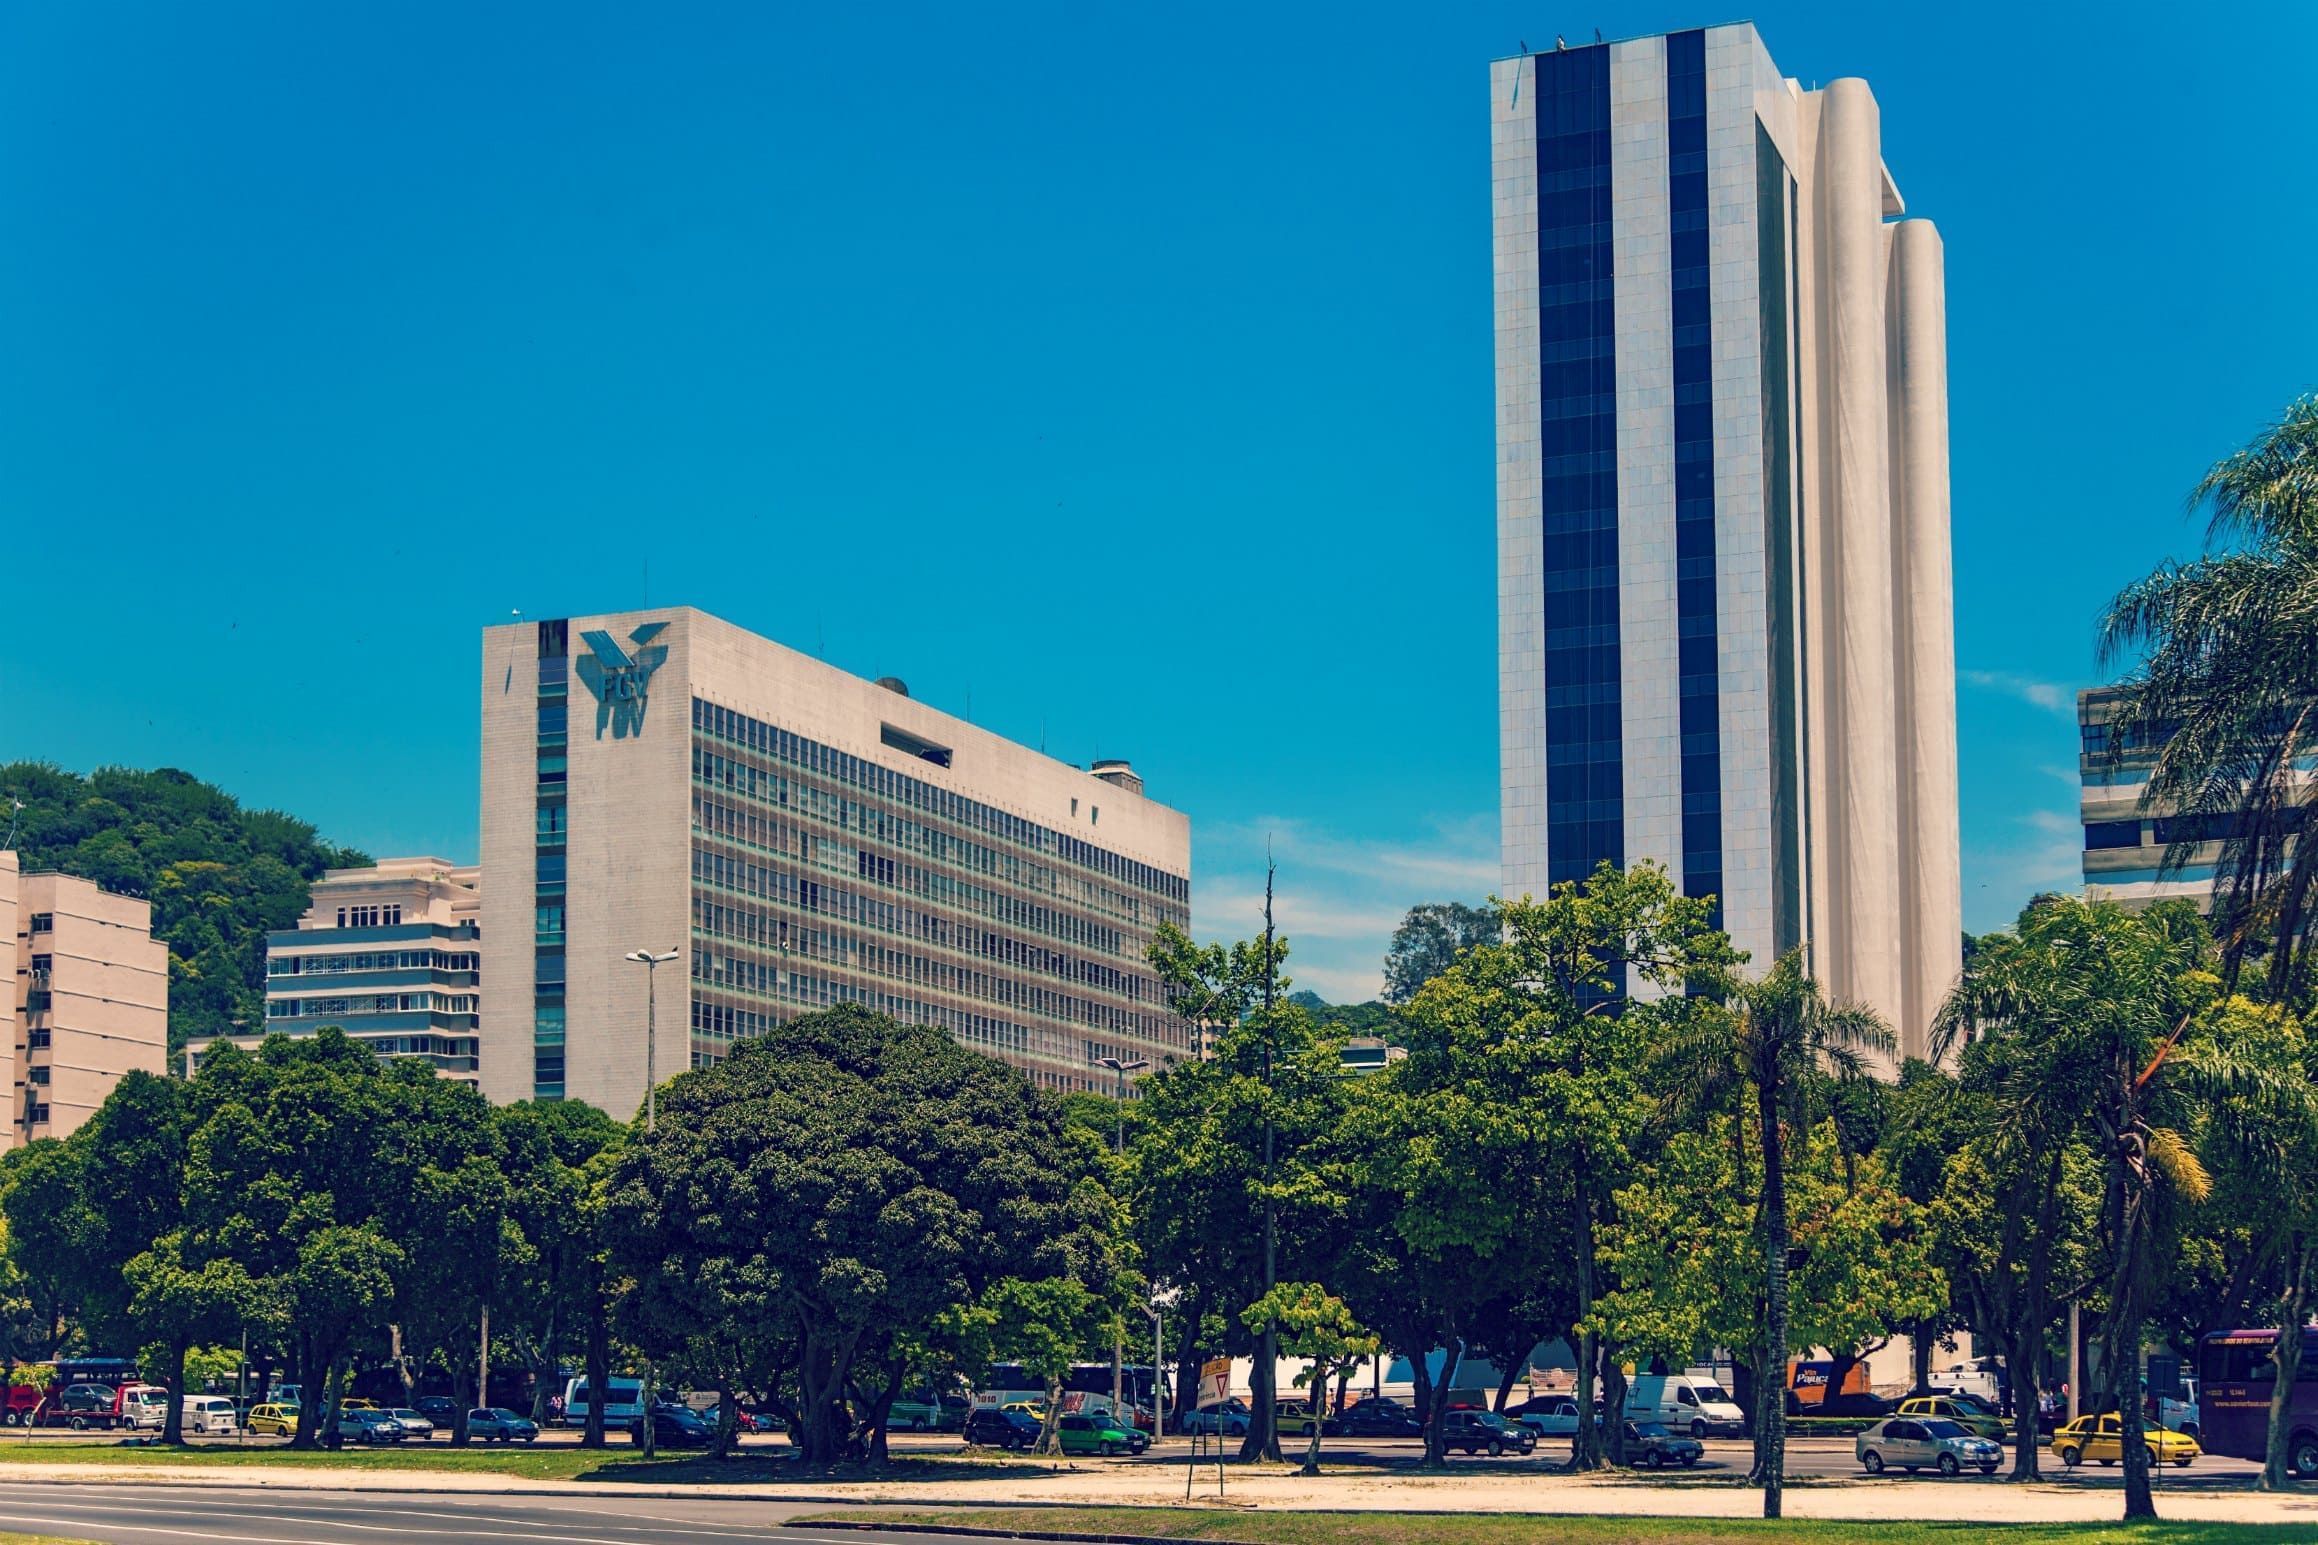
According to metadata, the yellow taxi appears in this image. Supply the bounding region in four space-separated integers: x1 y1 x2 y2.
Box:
340 1399 380 1411
1895 1394 2005 1440
1001 1400 1047 1422
2049 1412 2200 1468
246 1403 299 1435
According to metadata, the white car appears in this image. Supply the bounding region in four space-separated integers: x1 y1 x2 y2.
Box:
380 1407 437 1439
180 1396 240 1436
1509 1396 1586 1437
1857 1416 2001 1476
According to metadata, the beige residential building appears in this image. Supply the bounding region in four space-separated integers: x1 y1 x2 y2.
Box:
185 858 482 1082
479 606 1192 1117
1 852 169 1149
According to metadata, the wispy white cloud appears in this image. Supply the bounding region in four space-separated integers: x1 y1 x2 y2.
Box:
1190 813 1498 1005
1962 669 2078 718
1963 804 2083 933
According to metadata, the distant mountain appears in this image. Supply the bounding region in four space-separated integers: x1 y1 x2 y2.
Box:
1290 988 1399 1038
1 764 369 1057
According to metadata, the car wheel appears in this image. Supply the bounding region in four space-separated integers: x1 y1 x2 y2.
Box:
1100 1440 1115 1456
1488 1438 1504 1457
1938 1454 1960 1477
1640 1449 1660 1469
2058 1445 2081 1468
68 1416 87 1431
2143 1444 2160 1469
1691 1419 1707 1439
1862 1450 1884 1474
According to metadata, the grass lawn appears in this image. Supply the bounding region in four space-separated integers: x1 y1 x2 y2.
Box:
796 1510 2317 1545
0 1536 101 1545
0 1440 1060 1486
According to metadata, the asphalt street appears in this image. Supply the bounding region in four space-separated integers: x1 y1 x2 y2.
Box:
0 1484 926 1544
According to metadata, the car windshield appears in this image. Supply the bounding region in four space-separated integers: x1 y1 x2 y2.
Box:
1949 1393 1995 1414
1921 1419 1967 1438
1691 1385 1732 1404
1633 1422 1668 1437
491 1409 523 1422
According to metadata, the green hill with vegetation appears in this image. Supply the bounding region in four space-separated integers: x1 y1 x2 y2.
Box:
0 764 369 1057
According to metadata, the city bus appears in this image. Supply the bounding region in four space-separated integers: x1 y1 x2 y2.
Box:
2195 1327 2318 1478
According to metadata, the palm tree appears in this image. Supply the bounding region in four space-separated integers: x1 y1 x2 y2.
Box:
2100 395 2318 999
1655 950 1892 1520
1937 895 2299 1521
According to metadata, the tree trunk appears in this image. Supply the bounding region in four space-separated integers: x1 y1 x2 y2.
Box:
288 1334 320 1449
1035 1373 1065 1457
1410 1342 1441 1469
450 1345 477 1447
2101 1130 2155 1522
1241 1326 1279 1461
583 1288 610 1449
1571 1328 1602 1471
1493 1356 1522 1415
1910 1323 1933 1394
2260 1238 2312 1491
861 1354 905 1465
715 1376 739 1459
2007 1327 2043 1481
1756 1079 1790 1520
160 1337 189 1446
1600 1343 1629 1468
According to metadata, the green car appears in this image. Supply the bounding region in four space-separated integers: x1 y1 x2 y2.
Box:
1054 1412 1149 1456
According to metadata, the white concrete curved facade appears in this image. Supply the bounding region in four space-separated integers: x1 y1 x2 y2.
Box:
1492 25 1960 1066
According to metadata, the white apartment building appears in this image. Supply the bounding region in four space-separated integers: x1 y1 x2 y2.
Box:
478 607 1193 1116
1493 25 1961 1059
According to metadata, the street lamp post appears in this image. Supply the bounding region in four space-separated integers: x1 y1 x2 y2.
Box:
624 946 678 1463
624 948 680 1134
1093 1055 1149 1422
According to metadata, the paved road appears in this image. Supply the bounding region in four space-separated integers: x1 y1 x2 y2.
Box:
0 1484 944 1544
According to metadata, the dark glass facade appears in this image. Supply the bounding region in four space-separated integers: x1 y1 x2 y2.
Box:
1535 43 1623 892
1666 29 1724 925
534 619 569 1098
1758 122 1806 957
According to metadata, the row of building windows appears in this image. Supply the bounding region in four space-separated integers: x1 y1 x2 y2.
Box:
269 948 480 976
692 697 1188 906
334 905 404 929
269 992 479 1017
535 626 571 1100
693 811 1140 962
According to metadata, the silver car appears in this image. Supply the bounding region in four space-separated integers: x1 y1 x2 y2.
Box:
1857 1416 2002 1476
380 1408 436 1440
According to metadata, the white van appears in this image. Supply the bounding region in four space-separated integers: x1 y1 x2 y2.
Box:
561 1376 645 1427
121 1388 170 1430
180 1396 239 1435
1625 1375 1745 1438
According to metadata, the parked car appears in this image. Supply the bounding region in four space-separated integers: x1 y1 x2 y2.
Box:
1624 1420 1704 1469
467 1408 541 1444
246 1403 299 1436
1895 1394 2006 1440
380 1408 436 1440
1273 1400 1324 1438
179 1396 240 1436
1056 1412 1148 1456
963 1406 1044 1451
1794 1389 1893 1420
1858 1416 2002 1475
414 1396 461 1427
119 1386 171 1430
1441 1409 1536 1457
1508 1396 1586 1438
1335 1399 1418 1436
629 1403 716 1449
1626 1375 1747 1439
332 1408 406 1445
339 1398 380 1412
1330 1398 1424 1438
2048 1412 2200 1469
1181 1397 1252 1438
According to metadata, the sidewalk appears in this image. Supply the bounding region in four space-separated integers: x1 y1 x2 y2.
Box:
0 1458 2311 1527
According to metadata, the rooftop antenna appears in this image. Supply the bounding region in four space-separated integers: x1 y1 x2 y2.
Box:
3 797 23 851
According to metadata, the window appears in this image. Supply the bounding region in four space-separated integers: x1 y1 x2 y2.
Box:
383 904 402 926
27 913 52 934
27 1067 48 1086
537 619 568 659
2084 820 2143 850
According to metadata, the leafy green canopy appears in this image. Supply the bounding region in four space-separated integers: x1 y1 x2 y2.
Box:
0 763 369 1054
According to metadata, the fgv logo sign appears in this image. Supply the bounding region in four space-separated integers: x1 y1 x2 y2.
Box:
576 622 669 739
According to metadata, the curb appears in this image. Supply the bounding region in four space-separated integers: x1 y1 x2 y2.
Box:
804 1528 1242 1545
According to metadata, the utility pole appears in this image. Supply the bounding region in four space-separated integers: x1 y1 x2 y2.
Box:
625 947 678 1461
478 1304 490 1412
1250 856 1280 1462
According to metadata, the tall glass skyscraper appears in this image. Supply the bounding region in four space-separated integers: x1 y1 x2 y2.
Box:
1493 25 1961 1058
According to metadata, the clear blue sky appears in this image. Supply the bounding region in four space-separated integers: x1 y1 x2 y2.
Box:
4 2 2313 1002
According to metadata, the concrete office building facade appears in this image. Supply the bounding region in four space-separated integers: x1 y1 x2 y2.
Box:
188 858 483 1081
478 607 1193 1115
1 852 168 1150
1492 25 1961 1058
